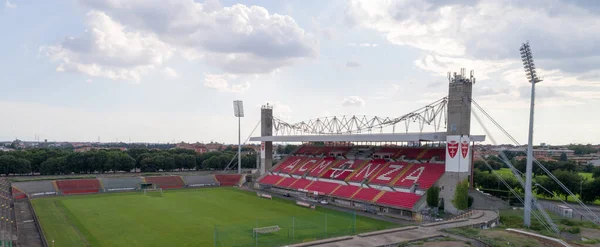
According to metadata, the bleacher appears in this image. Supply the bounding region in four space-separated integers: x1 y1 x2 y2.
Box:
214 174 242 186
351 187 381 202
304 180 340 195
376 191 422 209
0 179 17 245
182 175 218 187
12 180 57 197
101 177 142 192
258 145 449 211
347 159 387 182
56 179 101 195
392 163 445 189
145 176 185 189
320 159 364 181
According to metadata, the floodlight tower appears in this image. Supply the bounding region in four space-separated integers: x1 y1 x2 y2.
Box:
520 41 542 227
233 100 244 174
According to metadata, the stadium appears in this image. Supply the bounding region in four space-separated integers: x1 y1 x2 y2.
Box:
0 69 515 247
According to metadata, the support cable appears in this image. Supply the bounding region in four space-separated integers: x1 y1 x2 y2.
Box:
473 100 600 224
223 120 262 173
472 109 558 233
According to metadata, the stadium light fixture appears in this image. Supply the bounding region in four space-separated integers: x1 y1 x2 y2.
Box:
520 41 542 227
233 100 244 174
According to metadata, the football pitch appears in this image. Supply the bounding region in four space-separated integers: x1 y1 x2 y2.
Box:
32 187 397 246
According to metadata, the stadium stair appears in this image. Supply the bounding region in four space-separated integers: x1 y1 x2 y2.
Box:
387 163 413 187
213 175 242 187
98 178 106 192
56 179 101 195
371 190 386 202
343 160 370 182
375 191 421 209
366 162 391 184
415 149 429 160
52 181 59 194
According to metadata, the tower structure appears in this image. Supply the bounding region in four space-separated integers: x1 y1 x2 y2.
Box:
260 104 274 174
439 68 475 214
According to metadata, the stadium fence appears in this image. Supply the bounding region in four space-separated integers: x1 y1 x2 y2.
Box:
213 210 392 247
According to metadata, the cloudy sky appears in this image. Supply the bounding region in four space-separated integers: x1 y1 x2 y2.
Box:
1 0 598 145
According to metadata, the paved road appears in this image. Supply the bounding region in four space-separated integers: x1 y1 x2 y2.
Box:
291 210 499 247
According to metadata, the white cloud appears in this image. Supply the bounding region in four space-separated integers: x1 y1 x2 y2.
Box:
347 0 600 104
163 67 178 78
85 79 92 83
4 0 16 9
347 43 378 47
346 61 361 68
203 73 250 93
41 11 174 82
78 0 318 75
342 96 366 107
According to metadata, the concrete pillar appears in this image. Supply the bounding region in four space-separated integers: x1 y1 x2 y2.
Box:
440 68 475 215
260 105 273 175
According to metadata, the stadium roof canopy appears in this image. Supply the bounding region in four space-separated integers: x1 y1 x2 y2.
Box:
250 132 485 143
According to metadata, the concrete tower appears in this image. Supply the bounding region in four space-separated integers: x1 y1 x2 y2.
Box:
260 104 273 174
438 68 475 214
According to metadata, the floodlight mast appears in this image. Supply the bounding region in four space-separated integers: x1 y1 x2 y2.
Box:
233 100 244 174
520 41 542 227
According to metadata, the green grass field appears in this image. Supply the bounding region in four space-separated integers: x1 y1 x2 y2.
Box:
32 188 396 246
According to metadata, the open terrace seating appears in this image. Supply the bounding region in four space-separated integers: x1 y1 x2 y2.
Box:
259 175 284 185
319 159 364 181
145 176 185 189
273 156 308 174
56 179 101 195
304 180 340 195
393 163 444 189
368 162 410 185
330 184 361 198
375 191 422 209
347 159 387 182
306 158 337 177
351 187 381 202
214 174 242 186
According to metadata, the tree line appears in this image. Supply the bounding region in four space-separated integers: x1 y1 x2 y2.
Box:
473 153 600 204
0 148 259 175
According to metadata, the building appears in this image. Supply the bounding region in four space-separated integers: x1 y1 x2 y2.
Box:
175 142 208 153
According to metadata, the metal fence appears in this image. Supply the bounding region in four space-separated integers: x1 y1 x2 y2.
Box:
214 210 380 247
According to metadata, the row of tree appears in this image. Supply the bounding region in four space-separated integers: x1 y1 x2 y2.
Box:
0 148 259 175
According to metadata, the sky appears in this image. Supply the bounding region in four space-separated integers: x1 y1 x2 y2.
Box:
0 0 599 145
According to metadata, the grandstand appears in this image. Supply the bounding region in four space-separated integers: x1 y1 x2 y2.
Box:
56 179 101 195
100 177 143 192
252 69 483 216
258 146 448 216
214 174 242 186
144 176 185 189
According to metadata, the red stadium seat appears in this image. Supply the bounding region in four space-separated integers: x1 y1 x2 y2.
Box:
352 187 381 202
291 158 322 175
146 176 186 189
331 185 361 198
392 163 444 189
368 162 410 185
304 180 340 195
347 160 387 182
306 159 338 177
213 175 241 187
273 156 307 173
320 159 364 181
258 175 284 185
375 191 422 209
56 179 101 195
